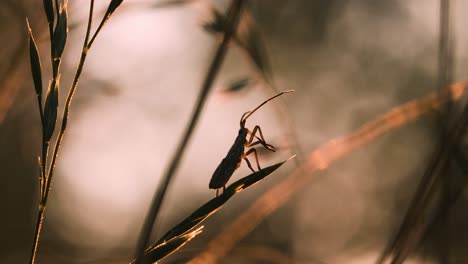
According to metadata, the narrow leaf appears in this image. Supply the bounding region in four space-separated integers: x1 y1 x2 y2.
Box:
43 80 59 142
154 157 293 246
104 0 124 18
26 19 43 97
140 226 203 263
52 4 68 59
226 156 293 192
156 189 234 245
43 0 54 27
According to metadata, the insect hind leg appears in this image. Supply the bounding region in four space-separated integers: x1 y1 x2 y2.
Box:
243 155 256 173
245 148 261 171
247 125 276 152
249 139 276 152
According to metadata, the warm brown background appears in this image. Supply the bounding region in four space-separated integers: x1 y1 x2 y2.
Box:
1 0 468 263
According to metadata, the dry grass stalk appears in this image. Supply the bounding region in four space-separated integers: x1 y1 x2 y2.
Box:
27 1 124 263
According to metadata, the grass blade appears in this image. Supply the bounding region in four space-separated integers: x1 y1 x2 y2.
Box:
140 227 204 264
154 158 292 249
43 80 59 142
137 157 292 263
42 0 54 28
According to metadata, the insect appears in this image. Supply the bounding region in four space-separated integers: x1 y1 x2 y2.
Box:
209 90 294 196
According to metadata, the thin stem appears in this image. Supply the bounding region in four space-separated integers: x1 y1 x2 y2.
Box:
46 0 63 181
54 0 60 21
45 0 94 194
389 102 468 264
29 209 44 264
36 96 47 181
133 1 246 263
29 2 95 263
41 142 49 195
87 14 108 48
378 1 455 263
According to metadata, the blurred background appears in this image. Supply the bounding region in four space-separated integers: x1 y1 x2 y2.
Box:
1 0 468 263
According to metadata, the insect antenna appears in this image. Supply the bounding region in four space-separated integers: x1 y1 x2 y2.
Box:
240 90 295 126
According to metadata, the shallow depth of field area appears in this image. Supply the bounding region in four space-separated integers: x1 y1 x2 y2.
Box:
1 1 468 263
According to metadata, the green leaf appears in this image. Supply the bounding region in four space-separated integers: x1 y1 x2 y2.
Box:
52 4 68 59
42 0 54 27
139 226 203 263
26 19 43 97
43 80 59 142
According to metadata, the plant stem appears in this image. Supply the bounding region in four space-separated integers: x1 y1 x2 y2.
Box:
29 208 44 264
41 141 48 195
29 1 95 263
133 1 246 263
45 47 88 198
36 96 47 183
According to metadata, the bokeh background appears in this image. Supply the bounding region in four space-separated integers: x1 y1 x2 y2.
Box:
1 0 468 263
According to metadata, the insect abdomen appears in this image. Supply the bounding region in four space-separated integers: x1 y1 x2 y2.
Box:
209 131 247 189
209 157 240 189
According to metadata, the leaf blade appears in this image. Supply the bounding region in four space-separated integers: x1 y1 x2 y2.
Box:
43 80 59 142
27 19 43 98
141 226 203 263
104 0 124 18
42 0 54 27
52 4 68 59
153 157 293 247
